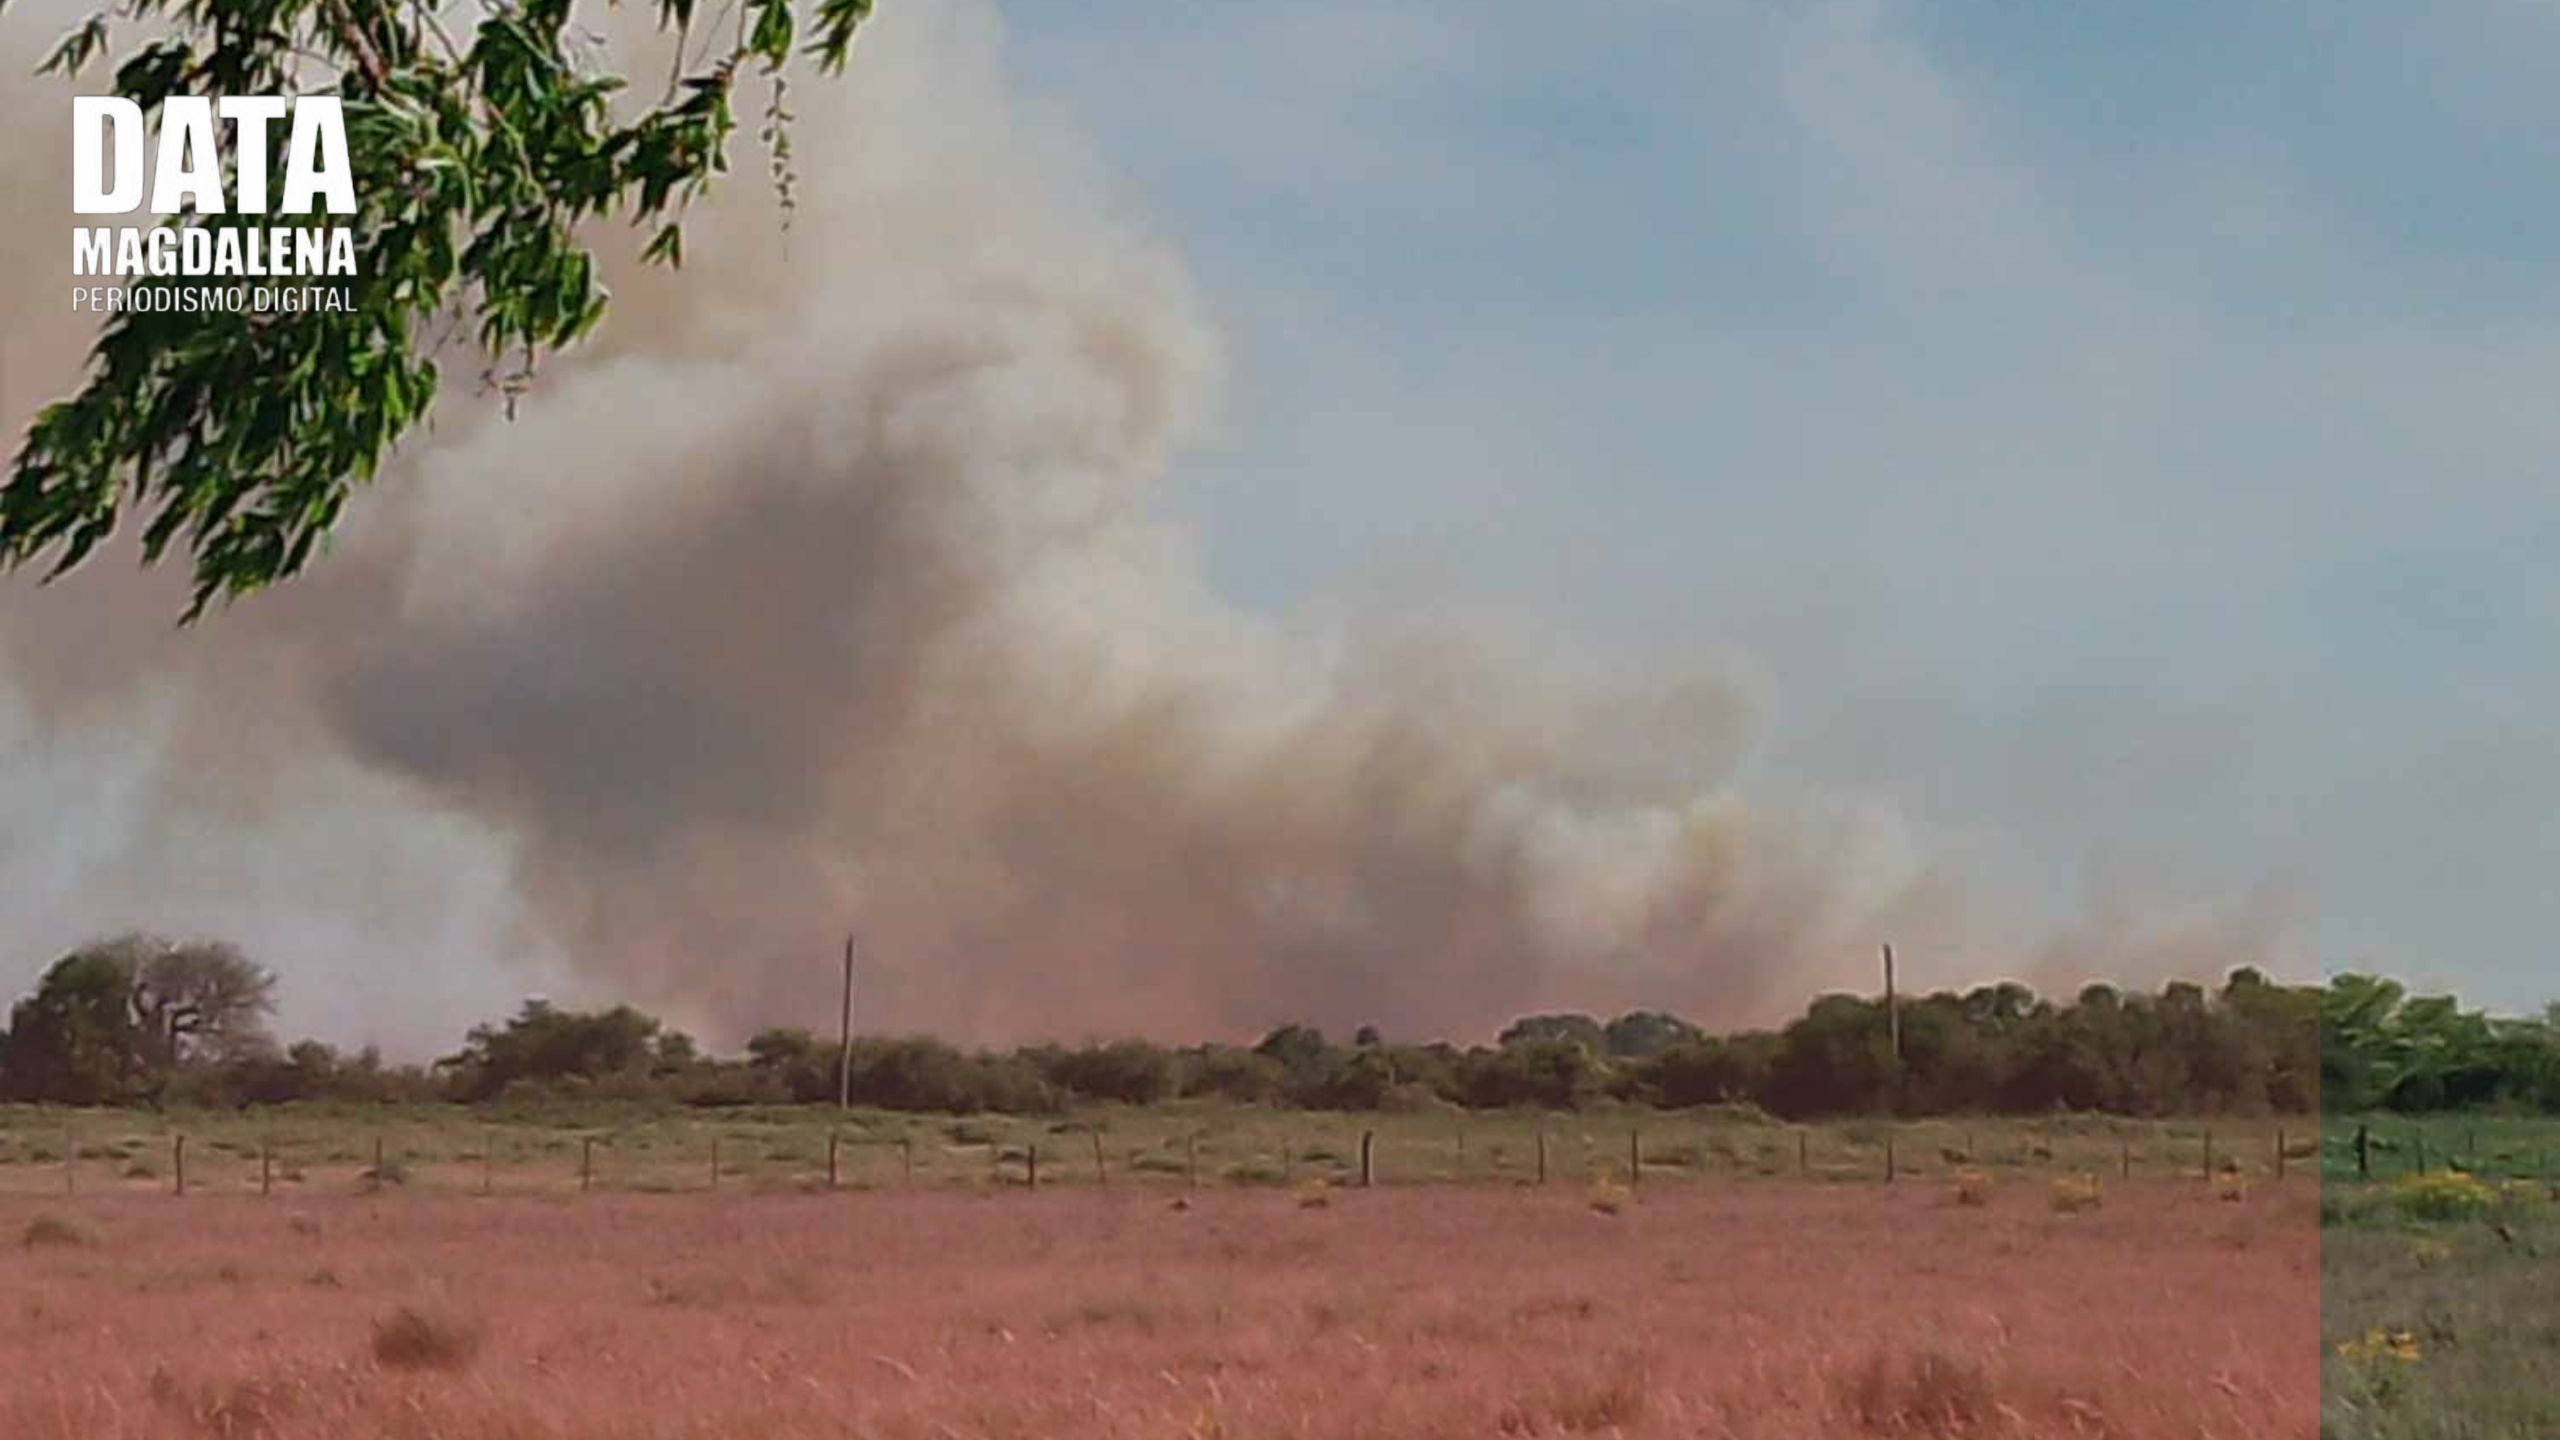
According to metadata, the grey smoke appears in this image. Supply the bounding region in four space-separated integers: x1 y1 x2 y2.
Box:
0 3 2299 1050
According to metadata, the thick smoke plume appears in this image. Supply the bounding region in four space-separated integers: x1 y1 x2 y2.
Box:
0 5 2301 1048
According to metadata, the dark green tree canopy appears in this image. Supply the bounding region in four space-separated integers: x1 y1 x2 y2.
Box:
1 945 141 1104
3 0 873 616
0 932 275 1102
438 998 670 1100
2320 973 2552 1113
0 947 2380 1116
1496 1012 1606 1055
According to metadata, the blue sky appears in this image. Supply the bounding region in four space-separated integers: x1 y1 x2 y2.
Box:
994 0 2560 1012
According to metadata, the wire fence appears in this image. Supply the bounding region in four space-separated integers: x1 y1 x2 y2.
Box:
2319 1116 2560 1185
0 1111 2316 1200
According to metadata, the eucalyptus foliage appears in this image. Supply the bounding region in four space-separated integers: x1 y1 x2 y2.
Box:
3 0 871 616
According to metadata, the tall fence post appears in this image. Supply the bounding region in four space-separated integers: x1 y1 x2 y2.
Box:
173 1133 186 1198
1093 1131 1107 1186
1360 1130 1376 1188
580 1136 594 1193
2275 1127 2287 1181
1884 1131 1895 1184
1536 1130 1549 1186
1628 1127 1642 1186
1027 1142 1039 1192
901 1134 914 1186
2356 1123 2371 1180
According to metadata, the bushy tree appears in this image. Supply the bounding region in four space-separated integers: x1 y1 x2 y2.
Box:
1602 1010 1701 1059
1178 1045 1283 1104
849 1036 1052 1114
1640 1034 1777 1108
127 936 278 1069
1454 1038 1598 1110
2319 974 2551 1114
1497 1013 1606 1055
1042 1040 1177 1106
1289 1045 1396 1111
0 933 276 1102
1253 1024 1331 1074
1763 995 1894 1118
438 999 664 1101
1 946 144 1103
742 1026 833 1101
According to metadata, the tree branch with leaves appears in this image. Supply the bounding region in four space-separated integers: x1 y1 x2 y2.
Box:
2 0 873 618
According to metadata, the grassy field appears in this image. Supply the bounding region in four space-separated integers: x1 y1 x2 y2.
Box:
0 1102 2309 1197
2318 1113 2560 1185
2321 1115 2560 1440
0 1177 2317 1438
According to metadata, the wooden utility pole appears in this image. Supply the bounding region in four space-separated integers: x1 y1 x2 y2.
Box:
1883 944 1901 1069
837 933 856 1111
1882 943 1903 1116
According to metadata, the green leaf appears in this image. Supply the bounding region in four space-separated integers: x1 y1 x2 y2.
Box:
2 0 881 616
641 222 684 269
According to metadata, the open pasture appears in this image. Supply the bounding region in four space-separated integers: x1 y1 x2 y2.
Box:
2317 1113 2560 1186
2321 1116 2560 1439
2 1172 2315 1439
0 1102 2307 1198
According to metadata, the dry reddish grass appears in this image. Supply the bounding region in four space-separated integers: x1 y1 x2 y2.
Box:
0 1180 2315 1439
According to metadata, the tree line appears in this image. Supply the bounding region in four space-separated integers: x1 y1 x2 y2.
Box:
0 931 2331 1117
2320 973 2560 1114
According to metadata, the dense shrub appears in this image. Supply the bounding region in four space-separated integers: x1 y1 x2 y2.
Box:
1042 1041 1178 1105
370 1306 484 1371
0 940 2333 1119
1178 1046 1283 1104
